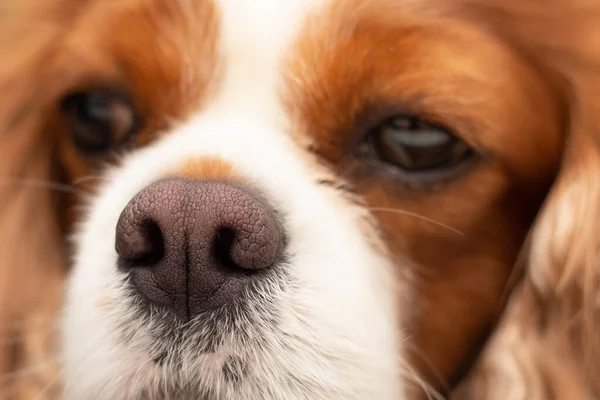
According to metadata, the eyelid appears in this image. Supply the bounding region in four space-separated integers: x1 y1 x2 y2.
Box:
348 99 491 155
382 120 453 147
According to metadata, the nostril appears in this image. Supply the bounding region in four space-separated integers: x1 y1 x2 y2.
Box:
213 228 259 276
135 220 165 265
117 219 165 269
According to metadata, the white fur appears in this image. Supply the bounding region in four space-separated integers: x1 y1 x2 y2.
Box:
62 1 404 399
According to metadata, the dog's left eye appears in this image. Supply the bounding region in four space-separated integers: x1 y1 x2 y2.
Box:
367 117 472 174
61 91 137 155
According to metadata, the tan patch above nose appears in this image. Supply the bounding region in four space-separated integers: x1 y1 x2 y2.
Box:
176 157 237 182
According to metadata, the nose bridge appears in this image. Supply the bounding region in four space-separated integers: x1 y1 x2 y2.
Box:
170 107 301 179
215 0 309 93
204 0 314 129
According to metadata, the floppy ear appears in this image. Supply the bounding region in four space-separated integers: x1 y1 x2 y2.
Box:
451 82 600 399
0 6 67 398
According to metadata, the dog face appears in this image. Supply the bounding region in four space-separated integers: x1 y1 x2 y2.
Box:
1 0 591 399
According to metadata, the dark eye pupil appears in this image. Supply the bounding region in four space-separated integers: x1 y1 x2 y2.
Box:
62 91 136 155
77 92 112 123
372 117 470 172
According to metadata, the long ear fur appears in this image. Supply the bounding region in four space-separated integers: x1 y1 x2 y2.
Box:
0 5 69 399
452 108 600 400
452 62 600 400
450 0 600 397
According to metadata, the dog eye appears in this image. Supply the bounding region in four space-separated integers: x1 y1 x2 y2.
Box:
61 91 137 154
368 117 472 174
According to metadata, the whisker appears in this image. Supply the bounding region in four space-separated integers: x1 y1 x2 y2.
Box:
367 207 465 236
0 358 60 383
72 175 109 186
42 333 108 398
0 358 62 400
0 315 60 334
399 334 448 400
0 179 87 197
0 319 89 397
0 326 60 346
400 362 446 400
405 342 450 395
33 370 62 400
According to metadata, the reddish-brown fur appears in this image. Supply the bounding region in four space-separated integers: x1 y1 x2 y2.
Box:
1 0 600 399
284 6 566 391
0 0 220 397
454 75 600 399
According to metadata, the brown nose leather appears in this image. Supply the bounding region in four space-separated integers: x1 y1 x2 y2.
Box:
115 179 285 320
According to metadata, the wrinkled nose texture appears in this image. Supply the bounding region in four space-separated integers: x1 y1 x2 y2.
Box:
115 179 285 320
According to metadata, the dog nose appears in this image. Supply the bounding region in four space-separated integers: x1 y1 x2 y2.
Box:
115 179 285 320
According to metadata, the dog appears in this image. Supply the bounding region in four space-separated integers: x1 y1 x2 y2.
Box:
0 0 599 399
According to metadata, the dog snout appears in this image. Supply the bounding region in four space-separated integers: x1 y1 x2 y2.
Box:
115 178 285 320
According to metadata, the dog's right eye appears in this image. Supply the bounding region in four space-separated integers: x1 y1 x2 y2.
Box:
61 91 138 155
368 117 472 174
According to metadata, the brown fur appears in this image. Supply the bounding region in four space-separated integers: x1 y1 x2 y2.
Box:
454 82 600 399
0 4 70 398
0 1 220 398
450 0 600 398
284 1 568 394
1 0 600 398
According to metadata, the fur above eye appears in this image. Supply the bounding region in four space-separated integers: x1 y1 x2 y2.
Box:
367 117 473 174
61 90 137 155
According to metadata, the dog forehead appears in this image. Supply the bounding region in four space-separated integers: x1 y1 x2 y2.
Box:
215 0 322 48
207 0 324 115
